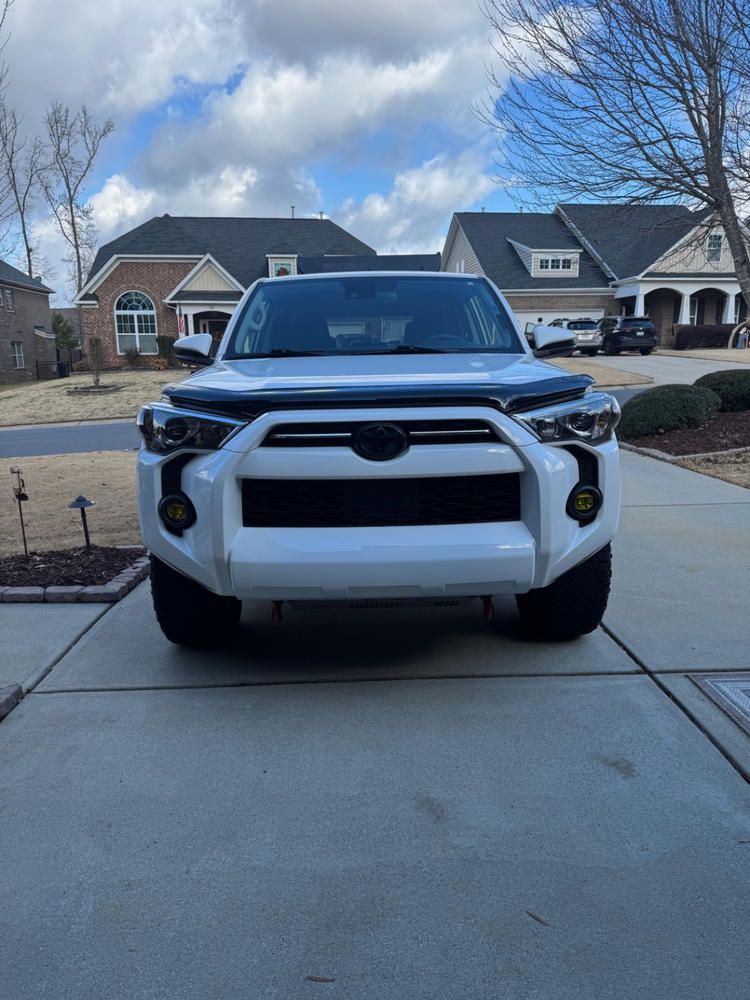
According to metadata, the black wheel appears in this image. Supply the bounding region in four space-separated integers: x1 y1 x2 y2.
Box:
150 554 241 646
603 339 619 356
515 544 612 640
583 349 599 357
639 347 653 355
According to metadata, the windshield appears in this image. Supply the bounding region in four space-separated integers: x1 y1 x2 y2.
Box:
226 275 522 357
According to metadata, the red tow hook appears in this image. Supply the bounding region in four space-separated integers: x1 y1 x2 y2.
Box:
271 600 284 625
480 595 494 621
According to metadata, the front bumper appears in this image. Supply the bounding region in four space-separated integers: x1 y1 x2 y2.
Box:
137 405 620 600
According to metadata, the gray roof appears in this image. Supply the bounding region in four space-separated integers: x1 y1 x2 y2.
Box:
455 213 610 289
85 215 377 290
557 204 700 279
297 253 441 273
0 258 54 294
168 290 242 303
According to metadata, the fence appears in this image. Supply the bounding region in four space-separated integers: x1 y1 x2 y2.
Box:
35 360 71 380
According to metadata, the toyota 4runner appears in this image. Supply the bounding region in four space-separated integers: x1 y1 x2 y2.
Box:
137 273 621 646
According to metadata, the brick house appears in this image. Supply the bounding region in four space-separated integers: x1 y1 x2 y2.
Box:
74 215 376 368
0 260 55 383
442 205 749 345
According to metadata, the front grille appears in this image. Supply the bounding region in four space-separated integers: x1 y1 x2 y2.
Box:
260 419 500 448
241 474 521 527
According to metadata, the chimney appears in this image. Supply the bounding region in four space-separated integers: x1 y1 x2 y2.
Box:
290 205 295 219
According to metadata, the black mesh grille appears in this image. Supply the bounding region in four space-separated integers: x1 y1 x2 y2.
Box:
241 474 521 527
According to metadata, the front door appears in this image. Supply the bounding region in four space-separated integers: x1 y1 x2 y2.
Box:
199 318 229 344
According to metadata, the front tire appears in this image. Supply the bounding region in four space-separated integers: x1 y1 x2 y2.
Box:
639 347 653 355
583 349 599 357
603 339 619 356
150 554 241 646
515 544 612 640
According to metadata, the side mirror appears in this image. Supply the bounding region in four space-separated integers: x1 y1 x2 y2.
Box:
531 325 575 359
174 333 214 367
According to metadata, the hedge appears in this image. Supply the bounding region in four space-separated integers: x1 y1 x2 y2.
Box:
693 368 750 411
673 324 733 350
619 384 721 439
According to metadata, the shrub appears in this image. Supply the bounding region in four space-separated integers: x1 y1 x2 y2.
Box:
674 324 733 350
124 346 140 368
693 368 750 411
156 335 176 364
152 357 169 370
72 359 91 373
619 384 721 439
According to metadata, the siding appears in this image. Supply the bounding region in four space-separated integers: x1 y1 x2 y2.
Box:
184 262 236 292
443 223 483 275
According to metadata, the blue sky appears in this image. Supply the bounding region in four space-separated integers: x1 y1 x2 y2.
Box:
3 0 517 302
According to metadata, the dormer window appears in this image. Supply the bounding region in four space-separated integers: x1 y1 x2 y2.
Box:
707 234 723 263
538 257 573 271
268 256 297 277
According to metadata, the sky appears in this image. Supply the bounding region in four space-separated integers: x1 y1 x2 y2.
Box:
1 0 519 304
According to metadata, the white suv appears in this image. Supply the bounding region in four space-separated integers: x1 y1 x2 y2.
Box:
137 273 621 646
550 318 603 356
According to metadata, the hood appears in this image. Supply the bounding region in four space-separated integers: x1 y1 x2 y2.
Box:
162 352 593 417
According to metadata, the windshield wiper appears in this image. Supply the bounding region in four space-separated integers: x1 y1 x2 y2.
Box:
387 344 447 354
263 348 328 357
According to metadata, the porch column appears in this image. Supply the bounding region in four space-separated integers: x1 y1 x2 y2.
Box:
677 292 691 325
186 310 194 337
634 290 646 317
721 292 734 324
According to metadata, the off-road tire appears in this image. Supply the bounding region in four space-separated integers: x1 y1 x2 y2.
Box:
515 543 612 640
150 554 241 646
583 349 599 357
603 339 619 356
639 348 653 355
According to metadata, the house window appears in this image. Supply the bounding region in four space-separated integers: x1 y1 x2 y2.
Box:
536 256 573 272
10 341 24 369
4 288 15 311
561 259 572 270
114 291 158 354
455 259 465 273
538 258 550 270
707 234 723 263
268 258 297 277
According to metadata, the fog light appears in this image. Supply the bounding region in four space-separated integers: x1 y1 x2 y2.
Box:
158 493 196 532
566 485 602 523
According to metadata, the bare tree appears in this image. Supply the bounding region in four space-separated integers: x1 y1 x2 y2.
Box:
479 0 750 313
40 102 113 294
0 103 44 276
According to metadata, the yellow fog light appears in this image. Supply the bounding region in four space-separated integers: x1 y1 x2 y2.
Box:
158 492 196 532
566 486 602 523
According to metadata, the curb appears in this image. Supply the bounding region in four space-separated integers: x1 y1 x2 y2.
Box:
620 441 750 464
0 684 23 721
0 556 150 604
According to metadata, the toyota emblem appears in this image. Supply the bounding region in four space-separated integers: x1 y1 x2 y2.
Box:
352 423 409 461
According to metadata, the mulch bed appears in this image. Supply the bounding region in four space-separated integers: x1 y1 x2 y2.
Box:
626 410 750 455
0 546 146 588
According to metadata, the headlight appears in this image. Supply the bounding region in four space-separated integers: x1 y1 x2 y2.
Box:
514 393 620 443
137 402 246 454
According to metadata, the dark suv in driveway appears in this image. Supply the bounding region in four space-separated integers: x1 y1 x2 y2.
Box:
597 316 657 355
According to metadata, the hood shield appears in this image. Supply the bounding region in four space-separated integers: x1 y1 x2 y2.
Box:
162 373 594 419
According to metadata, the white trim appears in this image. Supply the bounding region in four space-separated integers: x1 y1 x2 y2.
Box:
266 254 298 277
74 253 202 303
502 287 613 295
164 253 244 301
114 290 159 355
166 298 241 307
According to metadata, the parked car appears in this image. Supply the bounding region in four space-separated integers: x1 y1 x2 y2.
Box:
137 272 621 647
550 318 603 357
597 316 657 355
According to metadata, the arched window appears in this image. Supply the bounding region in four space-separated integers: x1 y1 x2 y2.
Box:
114 291 158 354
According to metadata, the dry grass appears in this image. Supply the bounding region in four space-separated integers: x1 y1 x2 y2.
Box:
554 358 651 386
676 451 750 489
2 452 140 556
0 370 188 427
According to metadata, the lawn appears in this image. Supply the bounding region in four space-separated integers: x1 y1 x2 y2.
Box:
0 361 649 428
0 370 189 426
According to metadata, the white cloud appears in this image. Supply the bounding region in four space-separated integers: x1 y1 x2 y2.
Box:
339 148 497 252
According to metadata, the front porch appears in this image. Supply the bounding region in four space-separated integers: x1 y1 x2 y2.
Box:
614 279 746 346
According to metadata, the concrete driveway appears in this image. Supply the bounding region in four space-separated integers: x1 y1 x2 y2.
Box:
1 452 749 999
590 350 748 385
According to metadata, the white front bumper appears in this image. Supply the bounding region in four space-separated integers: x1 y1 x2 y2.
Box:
137 404 620 600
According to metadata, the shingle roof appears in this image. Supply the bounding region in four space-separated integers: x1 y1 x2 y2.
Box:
85 216 377 290
454 213 610 289
0 258 54 294
557 204 700 279
297 253 441 273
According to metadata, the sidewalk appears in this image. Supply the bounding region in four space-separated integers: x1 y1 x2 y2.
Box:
1 451 748 999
